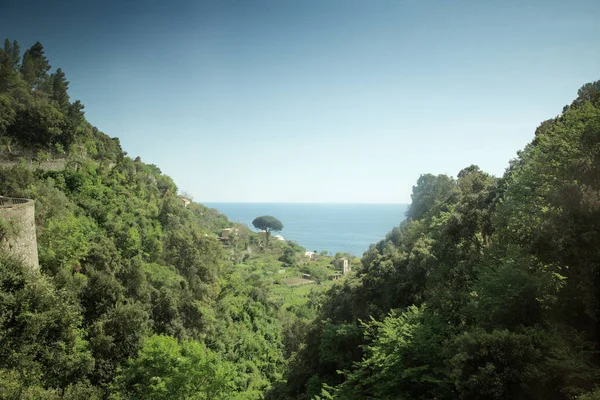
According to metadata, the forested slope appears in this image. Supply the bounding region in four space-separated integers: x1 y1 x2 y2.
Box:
0 39 287 399
272 81 600 400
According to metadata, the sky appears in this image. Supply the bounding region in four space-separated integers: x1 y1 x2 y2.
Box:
1 0 599 203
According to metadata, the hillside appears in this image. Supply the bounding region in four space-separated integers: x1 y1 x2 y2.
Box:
0 39 333 399
271 81 600 399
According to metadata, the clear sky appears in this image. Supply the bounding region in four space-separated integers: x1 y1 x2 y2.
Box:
1 0 599 203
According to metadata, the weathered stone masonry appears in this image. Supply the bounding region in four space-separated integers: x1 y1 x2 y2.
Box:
0 197 39 269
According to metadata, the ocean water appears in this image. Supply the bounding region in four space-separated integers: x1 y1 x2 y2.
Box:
203 203 408 256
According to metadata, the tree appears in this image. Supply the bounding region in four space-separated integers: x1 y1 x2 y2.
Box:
334 306 452 400
24 41 51 91
90 301 151 384
406 174 457 221
279 246 297 267
7 96 66 146
110 335 235 400
0 39 20 91
20 50 35 86
51 67 70 108
252 215 283 248
0 251 95 392
451 329 548 400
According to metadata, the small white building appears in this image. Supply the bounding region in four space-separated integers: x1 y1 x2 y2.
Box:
273 235 285 241
305 251 317 260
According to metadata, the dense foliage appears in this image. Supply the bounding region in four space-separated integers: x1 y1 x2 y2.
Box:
0 39 289 399
272 81 600 399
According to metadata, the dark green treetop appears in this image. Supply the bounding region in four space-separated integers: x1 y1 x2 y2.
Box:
252 215 283 247
51 67 70 108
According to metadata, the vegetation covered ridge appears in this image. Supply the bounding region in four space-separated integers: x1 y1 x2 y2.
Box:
269 80 600 399
0 38 341 399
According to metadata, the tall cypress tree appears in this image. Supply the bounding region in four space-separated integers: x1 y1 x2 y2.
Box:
51 68 70 108
2 38 11 61
11 40 20 69
0 40 10 90
20 50 36 87
22 41 51 92
0 39 19 91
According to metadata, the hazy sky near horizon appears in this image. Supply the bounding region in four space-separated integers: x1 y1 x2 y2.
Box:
1 0 599 203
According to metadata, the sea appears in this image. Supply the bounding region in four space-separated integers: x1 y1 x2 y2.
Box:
203 203 408 256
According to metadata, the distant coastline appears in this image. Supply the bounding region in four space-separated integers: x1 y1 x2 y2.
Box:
203 202 409 256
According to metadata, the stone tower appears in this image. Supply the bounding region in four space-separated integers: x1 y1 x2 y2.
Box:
333 257 351 274
0 197 39 269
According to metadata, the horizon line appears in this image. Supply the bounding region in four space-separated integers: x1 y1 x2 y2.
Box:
199 201 410 205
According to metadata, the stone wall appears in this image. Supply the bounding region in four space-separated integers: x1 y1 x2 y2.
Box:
0 159 116 171
0 159 67 171
0 197 39 270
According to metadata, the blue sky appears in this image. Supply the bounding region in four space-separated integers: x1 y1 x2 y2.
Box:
1 0 599 203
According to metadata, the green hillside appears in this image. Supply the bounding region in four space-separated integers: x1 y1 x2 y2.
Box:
272 81 600 399
0 39 336 399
